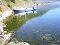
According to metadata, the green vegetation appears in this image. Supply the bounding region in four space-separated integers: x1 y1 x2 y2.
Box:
3 12 45 32
0 7 2 12
3 14 23 32
0 7 2 15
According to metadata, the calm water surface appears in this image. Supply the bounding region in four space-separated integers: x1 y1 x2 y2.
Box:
15 7 60 45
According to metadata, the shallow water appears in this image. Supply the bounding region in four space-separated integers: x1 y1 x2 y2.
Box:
15 2 60 45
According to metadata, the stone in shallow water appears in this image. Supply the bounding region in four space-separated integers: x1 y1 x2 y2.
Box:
16 42 30 45
7 42 30 45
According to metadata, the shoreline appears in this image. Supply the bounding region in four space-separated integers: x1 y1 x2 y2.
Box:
0 1 54 45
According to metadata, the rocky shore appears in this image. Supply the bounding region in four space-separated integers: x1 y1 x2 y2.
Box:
0 21 30 45
0 10 30 45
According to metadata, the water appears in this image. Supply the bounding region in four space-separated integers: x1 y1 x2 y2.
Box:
37 1 60 12
15 2 60 45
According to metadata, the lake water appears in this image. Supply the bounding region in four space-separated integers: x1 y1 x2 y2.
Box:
15 2 60 45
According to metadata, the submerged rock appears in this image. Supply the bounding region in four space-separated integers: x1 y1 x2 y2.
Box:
16 42 30 45
7 42 30 45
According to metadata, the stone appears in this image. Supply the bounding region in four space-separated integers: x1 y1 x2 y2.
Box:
7 42 16 45
16 42 30 45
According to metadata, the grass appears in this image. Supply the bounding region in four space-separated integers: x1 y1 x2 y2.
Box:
3 11 45 32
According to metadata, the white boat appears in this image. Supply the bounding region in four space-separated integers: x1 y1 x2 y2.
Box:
13 7 37 15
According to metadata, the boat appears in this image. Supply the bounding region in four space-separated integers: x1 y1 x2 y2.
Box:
13 7 37 15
